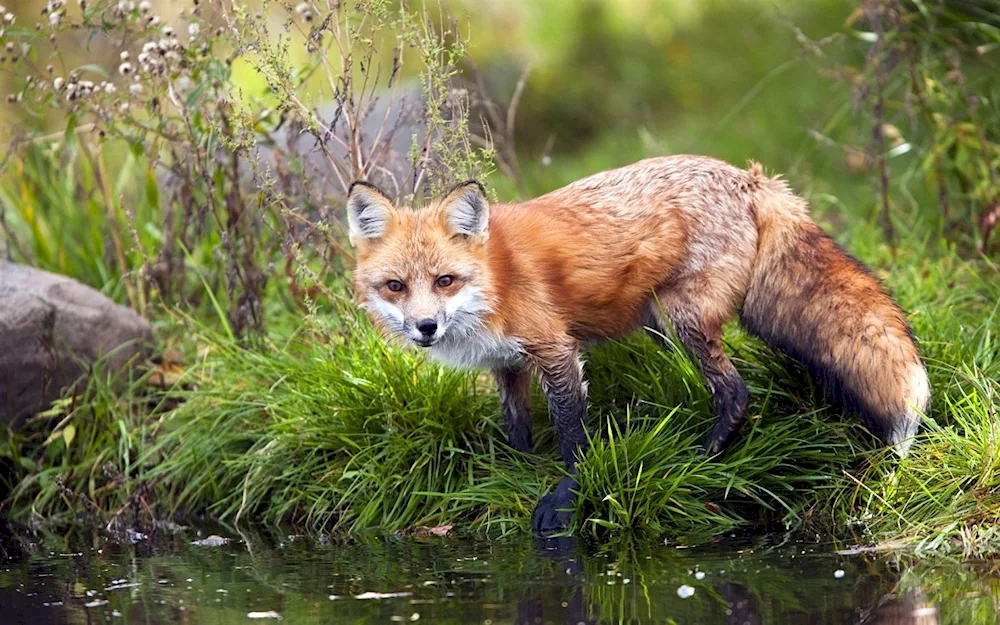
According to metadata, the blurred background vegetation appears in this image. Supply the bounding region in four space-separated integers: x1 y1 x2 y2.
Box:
2 0 997 318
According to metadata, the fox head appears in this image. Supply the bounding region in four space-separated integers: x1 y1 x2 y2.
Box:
346 180 493 348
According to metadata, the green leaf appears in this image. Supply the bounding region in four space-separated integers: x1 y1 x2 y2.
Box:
63 424 76 447
145 168 159 208
64 113 78 146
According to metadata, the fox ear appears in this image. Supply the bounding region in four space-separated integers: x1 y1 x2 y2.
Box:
346 181 395 245
440 180 489 240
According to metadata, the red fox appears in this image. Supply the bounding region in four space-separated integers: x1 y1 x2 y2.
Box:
346 155 930 533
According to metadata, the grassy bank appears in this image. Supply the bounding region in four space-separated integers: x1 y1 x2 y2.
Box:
6 230 998 554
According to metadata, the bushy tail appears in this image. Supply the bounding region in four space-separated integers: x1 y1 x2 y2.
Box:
739 164 930 456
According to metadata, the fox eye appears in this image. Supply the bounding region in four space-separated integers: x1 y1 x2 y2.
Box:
386 280 406 293
435 275 454 288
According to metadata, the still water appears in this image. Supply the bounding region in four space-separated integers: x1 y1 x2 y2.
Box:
2 525 998 624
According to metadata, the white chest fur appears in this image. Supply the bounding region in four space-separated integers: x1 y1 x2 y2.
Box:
429 328 524 370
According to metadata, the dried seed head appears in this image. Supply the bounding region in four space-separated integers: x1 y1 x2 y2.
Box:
162 25 173 37
148 14 160 26
294 3 314 22
120 50 129 61
187 22 199 37
53 76 64 89
118 61 133 75
4 41 11 52
4 11 15 24
138 0 149 12
46 63 53 73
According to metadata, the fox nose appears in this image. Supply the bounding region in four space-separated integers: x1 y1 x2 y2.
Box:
416 318 438 337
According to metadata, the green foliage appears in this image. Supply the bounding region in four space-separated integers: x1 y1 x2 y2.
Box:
822 0 1000 251
3 355 163 525
146 305 543 534
0 141 154 302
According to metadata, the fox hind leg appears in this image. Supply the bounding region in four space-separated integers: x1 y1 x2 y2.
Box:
493 366 534 454
648 295 749 456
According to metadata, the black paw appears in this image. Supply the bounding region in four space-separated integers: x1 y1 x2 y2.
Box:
699 437 723 456
701 422 740 456
532 476 578 535
506 430 533 454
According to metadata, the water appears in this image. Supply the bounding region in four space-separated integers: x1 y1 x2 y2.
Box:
2 526 998 624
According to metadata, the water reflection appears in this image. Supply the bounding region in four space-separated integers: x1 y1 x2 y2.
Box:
1 524 997 624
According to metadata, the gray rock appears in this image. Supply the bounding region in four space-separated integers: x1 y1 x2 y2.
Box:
0 262 153 428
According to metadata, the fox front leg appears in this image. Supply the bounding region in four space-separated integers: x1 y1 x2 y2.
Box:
529 340 589 535
493 367 533 453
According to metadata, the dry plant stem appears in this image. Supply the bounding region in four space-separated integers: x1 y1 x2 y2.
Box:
903 41 950 222
949 57 1000 252
864 0 896 254
95 148 140 311
469 64 530 197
